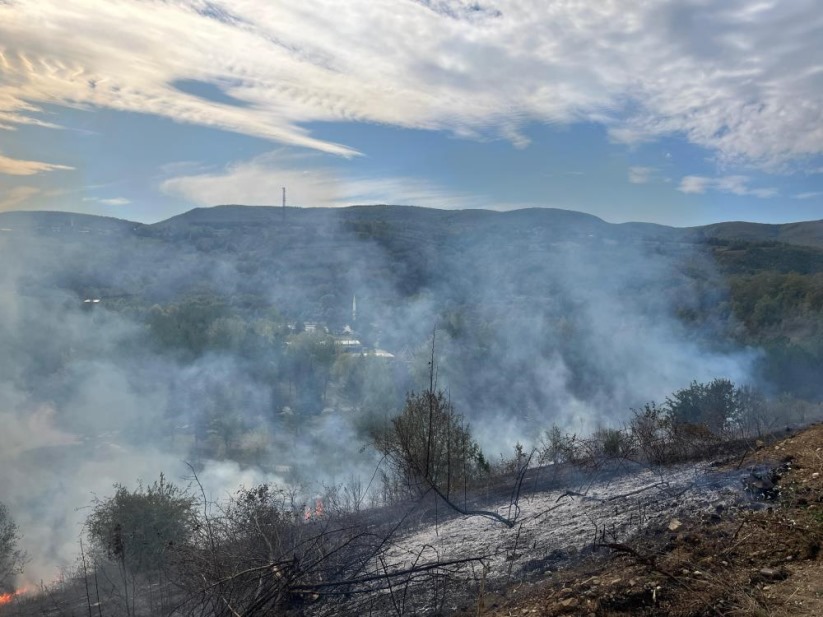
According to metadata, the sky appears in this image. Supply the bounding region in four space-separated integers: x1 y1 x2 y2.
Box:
0 0 822 227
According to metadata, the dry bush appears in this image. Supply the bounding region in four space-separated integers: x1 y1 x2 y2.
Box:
173 480 488 617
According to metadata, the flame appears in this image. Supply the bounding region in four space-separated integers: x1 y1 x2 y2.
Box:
302 499 324 522
0 587 28 606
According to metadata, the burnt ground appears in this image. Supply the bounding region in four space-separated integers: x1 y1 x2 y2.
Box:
4 428 821 617
460 424 823 617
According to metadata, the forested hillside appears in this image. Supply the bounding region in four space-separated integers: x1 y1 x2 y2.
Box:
3 205 822 421
3 204 823 607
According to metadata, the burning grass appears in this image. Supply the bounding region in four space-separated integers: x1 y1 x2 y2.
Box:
0 588 28 608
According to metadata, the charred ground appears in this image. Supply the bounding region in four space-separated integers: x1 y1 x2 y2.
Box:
469 424 823 617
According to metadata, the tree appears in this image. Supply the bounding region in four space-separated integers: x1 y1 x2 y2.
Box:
0 503 25 591
374 389 487 499
369 388 524 527
665 378 740 435
87 475 196 576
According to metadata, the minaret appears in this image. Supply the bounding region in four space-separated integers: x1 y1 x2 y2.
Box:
352 294 357 323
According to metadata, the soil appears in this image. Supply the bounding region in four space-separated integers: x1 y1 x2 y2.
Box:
461 423 823 617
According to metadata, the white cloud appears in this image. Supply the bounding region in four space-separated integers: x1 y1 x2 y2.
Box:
161 150 519 210
83 196 130 206
628 166 655 184
794 191 823 200
0 153 73 175
677 175 778 198
677 176 712 195
0 1 820 170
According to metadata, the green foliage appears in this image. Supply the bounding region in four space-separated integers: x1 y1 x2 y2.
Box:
596 427 632 458
729 272 823 332
86 475 196 575
713 240 823 275
539 424 578 465
373 390 487 501
665 378 739 434
624 381 820 465
0 503 25 590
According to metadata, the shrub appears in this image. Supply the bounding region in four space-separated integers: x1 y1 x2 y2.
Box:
629 402 672 464
595 427 633 459
0 503 25 591
665 378 740 435
87 475 196 575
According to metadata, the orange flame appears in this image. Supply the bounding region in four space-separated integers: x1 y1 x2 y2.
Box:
0 587 28 606
0 589 26 606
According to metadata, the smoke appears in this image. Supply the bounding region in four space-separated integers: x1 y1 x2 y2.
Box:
0 206 757 584
428 236 758 448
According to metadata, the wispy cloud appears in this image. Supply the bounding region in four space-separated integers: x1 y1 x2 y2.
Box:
0 1 821 169
628 166 655 185
161 150 521 211
677 175 778 199
0 153 73 176
794 191 823 200
83 196 130 206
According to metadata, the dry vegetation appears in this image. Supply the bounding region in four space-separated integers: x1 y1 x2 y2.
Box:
2 381 822 617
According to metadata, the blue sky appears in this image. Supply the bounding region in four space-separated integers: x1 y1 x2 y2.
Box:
1 0 822 226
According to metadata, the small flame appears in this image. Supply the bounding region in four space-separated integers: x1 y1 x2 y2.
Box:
0 587 28 606
302 499 324 522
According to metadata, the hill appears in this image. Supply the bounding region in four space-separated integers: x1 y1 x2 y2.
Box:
3 204 823 401
690 219 823 250
2 203 823 612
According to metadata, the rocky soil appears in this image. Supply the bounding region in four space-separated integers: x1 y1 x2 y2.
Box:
460 425 823 616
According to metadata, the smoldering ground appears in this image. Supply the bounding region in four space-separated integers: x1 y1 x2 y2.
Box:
0 206 758 585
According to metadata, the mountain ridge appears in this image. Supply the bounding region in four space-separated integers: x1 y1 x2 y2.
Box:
3 204 823 249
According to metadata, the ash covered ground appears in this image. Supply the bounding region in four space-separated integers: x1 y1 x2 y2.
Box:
390 461 754 581
310 453 772 616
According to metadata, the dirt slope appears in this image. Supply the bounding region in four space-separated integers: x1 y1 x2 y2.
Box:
469 424 823 617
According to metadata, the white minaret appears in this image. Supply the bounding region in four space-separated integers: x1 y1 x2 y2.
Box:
352 294 357 322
